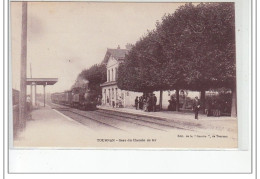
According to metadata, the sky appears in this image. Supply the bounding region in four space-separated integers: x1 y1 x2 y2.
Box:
11 2 185 93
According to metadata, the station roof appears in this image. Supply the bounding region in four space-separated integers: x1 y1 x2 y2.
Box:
102 48 129 64
26 78 58 85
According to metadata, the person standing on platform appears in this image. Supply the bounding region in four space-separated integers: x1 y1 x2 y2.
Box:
143 97 147 111
135 96 139 110
193 96 201 120
152 94 157 112
139 96 143 110
112 101 115 108
146 95 152 112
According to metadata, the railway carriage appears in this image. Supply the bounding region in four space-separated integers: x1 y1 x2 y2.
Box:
64 90 73 106
51 82 97 110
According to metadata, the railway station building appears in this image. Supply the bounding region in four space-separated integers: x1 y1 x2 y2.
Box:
100 45 143 108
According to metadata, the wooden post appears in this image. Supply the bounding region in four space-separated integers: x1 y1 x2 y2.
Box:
19 2 27 128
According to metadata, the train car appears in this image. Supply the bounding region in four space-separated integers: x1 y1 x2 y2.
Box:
51 93 58 103
64 90 73 106
51 82 97 110
59 92 65 104
51 92 66 105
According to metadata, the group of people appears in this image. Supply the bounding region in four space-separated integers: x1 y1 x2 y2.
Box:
134 93 201 119
168 95 177 111
135 93 157 112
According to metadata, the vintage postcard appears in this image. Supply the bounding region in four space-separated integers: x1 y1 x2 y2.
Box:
10 1 238 149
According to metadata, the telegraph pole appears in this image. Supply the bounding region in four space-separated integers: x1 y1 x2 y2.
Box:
19 2 27 129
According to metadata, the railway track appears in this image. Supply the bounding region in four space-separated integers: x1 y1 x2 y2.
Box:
56 107 168 132
95 109 207 132
47 102 237 140
50 101 197 133
91 109 190 131
57 108 126 131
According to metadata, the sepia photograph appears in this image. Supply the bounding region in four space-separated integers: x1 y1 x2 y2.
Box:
10 1 238 149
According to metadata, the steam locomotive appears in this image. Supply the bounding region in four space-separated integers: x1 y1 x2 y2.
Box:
51 82 97 110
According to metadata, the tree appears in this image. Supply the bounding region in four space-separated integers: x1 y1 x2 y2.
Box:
74 64 107 97
117 31 175 109
118 2 236 115
158 3 236 113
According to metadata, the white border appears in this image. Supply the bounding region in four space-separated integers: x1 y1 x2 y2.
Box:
3 0 256 177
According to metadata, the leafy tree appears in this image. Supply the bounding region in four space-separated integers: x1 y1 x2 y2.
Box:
73 64 107 96
117 2 236 115
117 31 174 109
118 32 166 92
159 2 235 113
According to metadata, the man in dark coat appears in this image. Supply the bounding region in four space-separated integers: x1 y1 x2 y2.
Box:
193 96 201 120
147 94 152 112
139 96 143 110
135 96 139 110
152 94 157 112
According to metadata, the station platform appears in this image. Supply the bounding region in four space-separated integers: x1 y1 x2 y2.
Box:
97 105 237 135
13 105 96 148
97 105 236 121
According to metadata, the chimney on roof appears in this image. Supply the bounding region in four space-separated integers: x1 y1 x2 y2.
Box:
117 45 120 49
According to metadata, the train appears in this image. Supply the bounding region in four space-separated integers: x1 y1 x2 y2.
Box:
51 83 98 110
